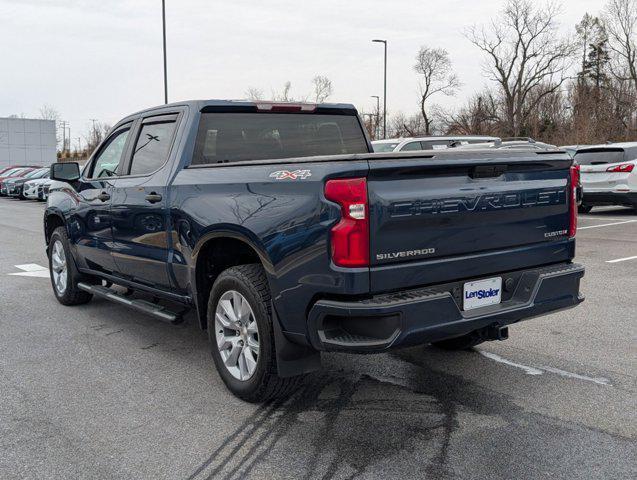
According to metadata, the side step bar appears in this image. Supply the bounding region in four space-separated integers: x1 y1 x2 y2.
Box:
78 282 185 324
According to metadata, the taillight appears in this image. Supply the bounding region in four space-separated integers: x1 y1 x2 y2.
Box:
324 177 369 267
568 164 579 238
606 163 634 173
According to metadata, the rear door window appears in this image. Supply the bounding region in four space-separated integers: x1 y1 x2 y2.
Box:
192 112 368 165
400 142 423 151
128 119 177 175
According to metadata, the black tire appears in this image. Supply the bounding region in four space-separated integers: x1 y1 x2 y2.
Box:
48 226 93 306
207 264 300 403
578 205 593 214
432 331 485 350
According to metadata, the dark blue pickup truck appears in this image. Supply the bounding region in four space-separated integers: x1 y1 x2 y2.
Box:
44 100 584 401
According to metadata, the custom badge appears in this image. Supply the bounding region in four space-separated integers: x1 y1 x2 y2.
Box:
269 170 312 180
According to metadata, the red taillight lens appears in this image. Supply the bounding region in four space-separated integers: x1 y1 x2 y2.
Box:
606 163 634 173
568 164 579 238
324 177 369 267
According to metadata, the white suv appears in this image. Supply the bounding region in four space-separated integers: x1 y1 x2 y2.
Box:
575 143 637 212
372 136 501 153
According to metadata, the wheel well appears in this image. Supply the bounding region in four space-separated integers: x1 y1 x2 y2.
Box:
195 237 263 329
44 214 65 245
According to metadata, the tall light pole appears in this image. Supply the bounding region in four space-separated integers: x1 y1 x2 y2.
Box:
372 39 387 138
371 95 380 140
162 0 168 104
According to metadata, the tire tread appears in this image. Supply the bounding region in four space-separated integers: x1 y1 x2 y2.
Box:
208 264 301 402
49 227 93 306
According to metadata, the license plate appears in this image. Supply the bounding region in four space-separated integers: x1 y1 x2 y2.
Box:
463 277 502 310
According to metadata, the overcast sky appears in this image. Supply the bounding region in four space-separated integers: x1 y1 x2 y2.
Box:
1 0 603 145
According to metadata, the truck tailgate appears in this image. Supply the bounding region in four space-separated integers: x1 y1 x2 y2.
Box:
367 152 574 292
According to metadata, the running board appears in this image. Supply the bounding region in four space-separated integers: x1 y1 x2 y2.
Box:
77 282 185 324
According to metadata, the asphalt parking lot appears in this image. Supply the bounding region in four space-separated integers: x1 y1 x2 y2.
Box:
0 199 635 480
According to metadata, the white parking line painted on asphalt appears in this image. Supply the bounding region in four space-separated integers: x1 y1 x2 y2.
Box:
539 366 610 386
479 351 611 386
606 255 637 264
579 217 637 222
8 264 49 278
578 220 637 230
479 351 543 375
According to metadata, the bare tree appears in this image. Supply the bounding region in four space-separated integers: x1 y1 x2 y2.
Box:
245 87 264 101
389 112 426 138
466 0 576 136
414 47 460 135
604 0 637 93
310 75 333 103
38 105 63 149
443 91 501 135
38 104 60 121
272 81 293 102
83 122 111 156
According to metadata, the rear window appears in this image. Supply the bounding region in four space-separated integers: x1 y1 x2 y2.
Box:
192 113 368 165
372 142 399 152
575 148 625 165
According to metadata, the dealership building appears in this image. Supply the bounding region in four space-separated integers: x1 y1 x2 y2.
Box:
0 117 57 168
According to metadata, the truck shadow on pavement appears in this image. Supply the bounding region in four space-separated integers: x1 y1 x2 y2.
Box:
184 344 617 480
78 304 629 480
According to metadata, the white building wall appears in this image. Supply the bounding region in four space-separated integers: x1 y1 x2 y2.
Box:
0 117 57 168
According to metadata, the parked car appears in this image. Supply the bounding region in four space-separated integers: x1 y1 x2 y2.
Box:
499 138 557 150
575 142 637 212
0 165 28 176
38 181 53 201
372 135 501 152
0 167 38 195
23 171 52 200
6 167 49 199
45 100 584 402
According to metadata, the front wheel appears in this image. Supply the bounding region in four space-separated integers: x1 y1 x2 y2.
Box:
207 264 300 402
48 227 93 305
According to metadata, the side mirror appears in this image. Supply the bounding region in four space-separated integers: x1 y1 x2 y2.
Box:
50 162 80 182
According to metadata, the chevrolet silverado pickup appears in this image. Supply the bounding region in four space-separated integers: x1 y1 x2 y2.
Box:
44 100 585 402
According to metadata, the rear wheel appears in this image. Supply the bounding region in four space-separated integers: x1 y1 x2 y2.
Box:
48 227 93 306
578 205 593 214
207 264 300 402
432 331 485 350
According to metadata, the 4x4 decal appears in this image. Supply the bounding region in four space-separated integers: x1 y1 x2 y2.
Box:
269 169 312 180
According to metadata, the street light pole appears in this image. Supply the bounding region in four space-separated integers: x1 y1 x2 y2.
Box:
372 39 387 138
371 95 380 140
162 0 168 104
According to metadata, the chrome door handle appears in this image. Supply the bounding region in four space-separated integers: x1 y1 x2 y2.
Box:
145 192 163 204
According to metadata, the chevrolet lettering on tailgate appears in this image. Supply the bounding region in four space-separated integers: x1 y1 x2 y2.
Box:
390 189 566 217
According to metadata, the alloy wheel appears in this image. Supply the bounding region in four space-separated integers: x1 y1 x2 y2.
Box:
51 240 68 295
214 290 260 381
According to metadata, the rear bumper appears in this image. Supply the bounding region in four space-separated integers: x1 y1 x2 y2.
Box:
583 191 637 207
307 262 584 352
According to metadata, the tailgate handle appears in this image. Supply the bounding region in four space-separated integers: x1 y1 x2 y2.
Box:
470 165 507 178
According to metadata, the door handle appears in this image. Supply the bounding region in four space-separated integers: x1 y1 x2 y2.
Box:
145 192 163 204
97 191 111 202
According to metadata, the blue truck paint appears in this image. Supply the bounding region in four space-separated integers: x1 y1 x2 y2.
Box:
45 100 584 376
